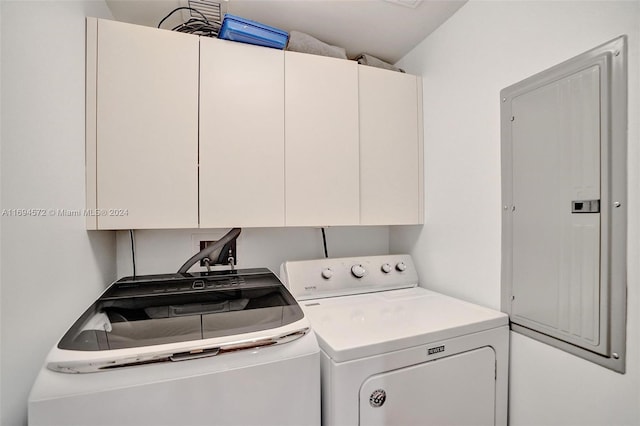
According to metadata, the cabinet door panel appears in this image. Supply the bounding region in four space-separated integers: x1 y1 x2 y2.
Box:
359 66 422 225
285 52 359 226
95 20 198 229
199 38 284 227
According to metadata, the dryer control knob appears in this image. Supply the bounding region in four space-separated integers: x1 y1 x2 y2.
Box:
321 268 333 279
351 264 366 278
396 262 407 272
381 263 392 273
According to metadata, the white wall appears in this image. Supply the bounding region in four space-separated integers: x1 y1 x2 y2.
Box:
0 2 116 425
116 227 390 278
392 1 640 425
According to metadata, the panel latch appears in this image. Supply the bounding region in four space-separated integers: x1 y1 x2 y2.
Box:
571 199 600 213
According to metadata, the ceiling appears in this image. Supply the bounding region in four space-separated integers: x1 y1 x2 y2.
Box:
105 0 466 64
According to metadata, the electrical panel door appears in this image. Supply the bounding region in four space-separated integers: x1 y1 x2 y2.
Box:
510 65 606 354
501 37 627 373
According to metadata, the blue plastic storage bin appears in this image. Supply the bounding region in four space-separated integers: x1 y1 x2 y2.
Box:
218 14 288 50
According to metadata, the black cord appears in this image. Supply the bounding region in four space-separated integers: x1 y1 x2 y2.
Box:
158 7 221 37
321 228 329 258
158 7 208 28
129 229 136 278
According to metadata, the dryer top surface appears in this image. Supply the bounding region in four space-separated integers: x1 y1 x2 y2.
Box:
299 286 507 362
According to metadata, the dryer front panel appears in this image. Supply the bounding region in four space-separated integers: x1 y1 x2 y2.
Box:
359 347 496 426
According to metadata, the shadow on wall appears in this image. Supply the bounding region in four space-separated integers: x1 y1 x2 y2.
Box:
116 226 392 279
87 230 118 288
390 224 423 254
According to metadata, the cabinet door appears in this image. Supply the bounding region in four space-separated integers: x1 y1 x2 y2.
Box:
88 19 199 229
199 38 284 227
359 66 423 225
285 52 359 226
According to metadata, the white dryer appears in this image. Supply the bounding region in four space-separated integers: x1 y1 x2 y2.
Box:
281 254 508 426
29 268 320 426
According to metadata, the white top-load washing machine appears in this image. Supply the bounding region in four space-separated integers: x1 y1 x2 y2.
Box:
29 268 320 426
281 254 509 426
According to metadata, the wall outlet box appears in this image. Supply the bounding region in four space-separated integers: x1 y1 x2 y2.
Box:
191 231 238 270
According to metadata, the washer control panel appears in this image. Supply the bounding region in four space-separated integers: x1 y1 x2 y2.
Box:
281 254 418 300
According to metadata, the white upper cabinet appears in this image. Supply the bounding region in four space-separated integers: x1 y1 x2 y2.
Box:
87 19 423 229
285 51 360 226
87 18 199 229
358 66 424 225
199 38 285 227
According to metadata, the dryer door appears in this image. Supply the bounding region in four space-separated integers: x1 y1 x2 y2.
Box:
360 347 496 426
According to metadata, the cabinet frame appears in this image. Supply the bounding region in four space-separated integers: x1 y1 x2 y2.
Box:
86 18 98 230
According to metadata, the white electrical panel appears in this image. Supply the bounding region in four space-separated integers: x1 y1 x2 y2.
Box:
501 36 627 373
